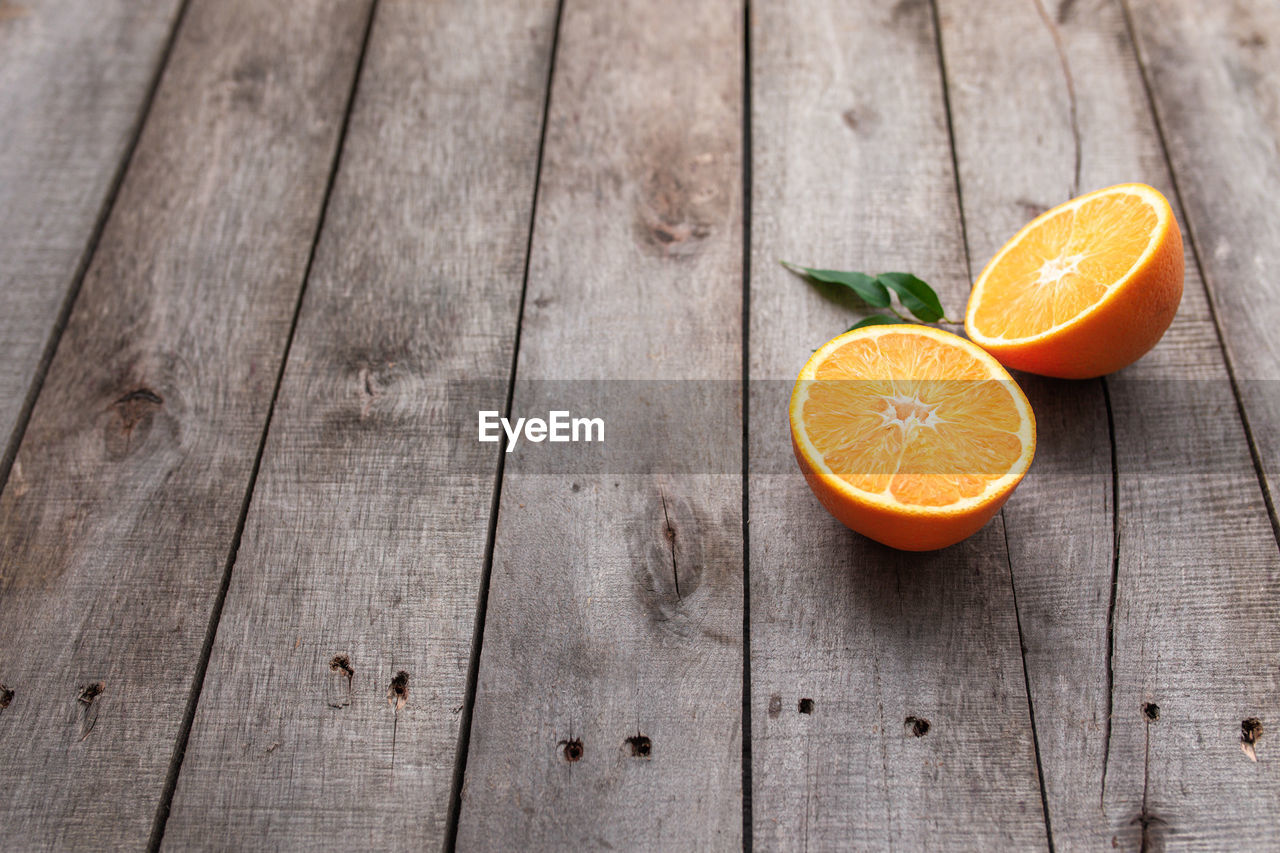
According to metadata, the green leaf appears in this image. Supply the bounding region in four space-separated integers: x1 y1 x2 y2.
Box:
846 314 900 331
781 261 890 308
877 272 945 322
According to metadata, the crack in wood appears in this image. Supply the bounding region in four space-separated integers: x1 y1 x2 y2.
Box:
357 367 381 418
1139 722 1151 851
1135 703 1166 852
387 670 409 773
76 681 105 742
875 693 892 844
1100 378 1121 808
659 488 680 600
1000 510 1054 849
1031 0 1082 196
114 388 164 406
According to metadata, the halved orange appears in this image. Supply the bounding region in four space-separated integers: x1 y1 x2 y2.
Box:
965 183 1183 378
790 325 1035 551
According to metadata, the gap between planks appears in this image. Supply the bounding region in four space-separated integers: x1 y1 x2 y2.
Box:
928 0 1055 846
144 2 381 848
0 0 193 501
740 1 755 851
1115 0 1280 551
441 0 567 848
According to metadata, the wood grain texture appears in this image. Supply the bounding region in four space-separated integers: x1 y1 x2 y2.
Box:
1124 0 1280 386
748 0 1048 848
0 0 370 846
0 0 182 469
1125 0 1280 520
456 0 744 848
160 1 558 848
938 0 1280 847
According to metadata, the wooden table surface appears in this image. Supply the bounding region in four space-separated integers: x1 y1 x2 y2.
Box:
2 0 1278 849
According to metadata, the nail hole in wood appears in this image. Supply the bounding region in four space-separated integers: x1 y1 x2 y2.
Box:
560 738 584 762
1243 717 1263 743
387 670 409 711
625 734 651 757
1143 702 1160 722
905 715 930 737
1241 717 1263 761
329 654 355 708
798 698 814 715
330 654 354 683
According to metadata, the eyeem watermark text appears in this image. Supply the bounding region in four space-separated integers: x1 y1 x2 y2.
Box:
478 410 604 452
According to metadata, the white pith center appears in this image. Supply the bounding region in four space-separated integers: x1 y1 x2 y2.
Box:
1036 252 1086 287
877 393 943 438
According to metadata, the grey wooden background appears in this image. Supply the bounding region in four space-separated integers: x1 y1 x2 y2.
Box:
0 0 1277 850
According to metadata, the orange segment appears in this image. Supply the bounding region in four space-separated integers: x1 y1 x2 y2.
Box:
965 183 1184 378
790 325 1035 551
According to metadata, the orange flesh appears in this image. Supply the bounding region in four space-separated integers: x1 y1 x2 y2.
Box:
802 332 1026 508
971 192 1158 339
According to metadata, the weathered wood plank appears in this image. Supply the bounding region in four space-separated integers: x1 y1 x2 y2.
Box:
160 1 558 848
748 0 1048 848
0 0 183 474
937 0 1280 847
456 0 744 848
0 1 371 847
1126 0 1280 498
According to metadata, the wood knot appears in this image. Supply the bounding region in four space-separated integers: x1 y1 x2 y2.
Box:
78 682 105 705
106 387 164 458
322 345 414 437
0 683 12 709
0 2 29 22
228 56 268 110
633 150 720 259
1143 702 1160 722
633 489 704 621
1015 197 1049 220
841 106 879 133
